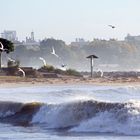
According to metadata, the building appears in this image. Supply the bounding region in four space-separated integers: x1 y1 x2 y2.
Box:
31 31 34 41
24 31 39 46
1 30 17 42
25 31 36 43
125 34 140 42
71 38 89 47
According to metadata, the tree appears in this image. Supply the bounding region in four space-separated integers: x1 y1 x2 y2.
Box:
0 38 14 68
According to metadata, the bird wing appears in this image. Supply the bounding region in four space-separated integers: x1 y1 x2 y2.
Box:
108 25 115 28
18 68 25 76
39 57 46 65
108 25 112 27
54 53 59 57
8 57 15 62
52 47 55 54
0 42 4 50
39 57 43 60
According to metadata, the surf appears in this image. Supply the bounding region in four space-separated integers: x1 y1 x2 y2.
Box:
0 99 140 135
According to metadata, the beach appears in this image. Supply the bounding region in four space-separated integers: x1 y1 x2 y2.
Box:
0 76 140 87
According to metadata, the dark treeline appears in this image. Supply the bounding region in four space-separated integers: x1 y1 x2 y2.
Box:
4 37 140 71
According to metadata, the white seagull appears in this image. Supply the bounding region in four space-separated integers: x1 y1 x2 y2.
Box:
97 68 104 77
108 25 115 29
0 42 7 51
18 68 25 77
39 57 46 66
7 57 16 62
51 47 59 57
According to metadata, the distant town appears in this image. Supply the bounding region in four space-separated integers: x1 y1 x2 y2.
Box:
1 30 140 48
1 30 140 72
1 30 39 47
1 30 92 48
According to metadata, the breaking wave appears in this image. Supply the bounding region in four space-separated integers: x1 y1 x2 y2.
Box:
1 100 140 135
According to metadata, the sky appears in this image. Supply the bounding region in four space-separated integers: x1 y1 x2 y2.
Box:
1 0 140 43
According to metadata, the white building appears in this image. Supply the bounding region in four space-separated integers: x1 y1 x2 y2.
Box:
1 30 17 41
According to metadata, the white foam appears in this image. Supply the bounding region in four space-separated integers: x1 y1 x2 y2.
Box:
0 111 15 118
32 103 87 128
32 99 140 135
70 100 140 135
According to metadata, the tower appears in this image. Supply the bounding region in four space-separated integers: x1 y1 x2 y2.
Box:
31 31 34 41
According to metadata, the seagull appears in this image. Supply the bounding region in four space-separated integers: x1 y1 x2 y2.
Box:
18 68 25 77
0 42 8 51
61 64 66 67
7 57 16 62
39 57 46 66
97 68 104 77
108 25 115 29
51 47 59 57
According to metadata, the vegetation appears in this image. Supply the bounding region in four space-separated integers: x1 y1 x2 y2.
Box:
0 38 14 53
39 65 55 72
7 60 20 68
65 69 82 77
7 60 20 76
0 38 14 68
10 37 140 71
38 65 82 77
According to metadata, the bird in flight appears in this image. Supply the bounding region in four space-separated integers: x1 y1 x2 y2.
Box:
39 57 46 66
18 67 25 77
7 57 16 62
0 42 8 51
51 47 59 57
108 25 115 29
61 64 66 68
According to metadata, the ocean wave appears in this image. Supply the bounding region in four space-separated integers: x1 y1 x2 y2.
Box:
70 100 140 135
1 100 140 135
32 100 140 135
0 101 43 126
32 100 125 127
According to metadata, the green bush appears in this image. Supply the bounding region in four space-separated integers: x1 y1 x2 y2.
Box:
7 60 20 68
39 65 82 77
39 65 55 72
65 69 82 77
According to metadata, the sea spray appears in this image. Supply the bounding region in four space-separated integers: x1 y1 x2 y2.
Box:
70 100 140 135
32 100 125 128
0 99 140 135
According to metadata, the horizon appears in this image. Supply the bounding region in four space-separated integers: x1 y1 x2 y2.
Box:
1 0 140 43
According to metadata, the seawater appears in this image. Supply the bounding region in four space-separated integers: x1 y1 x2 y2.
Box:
0 85 140 140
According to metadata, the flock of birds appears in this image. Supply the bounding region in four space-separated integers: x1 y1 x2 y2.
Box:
0 41 67 77
0 25 115 78
39 46 67 68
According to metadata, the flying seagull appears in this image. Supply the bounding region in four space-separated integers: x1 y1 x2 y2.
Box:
18 68 25 77
39 57 46 66
108 25 115 29
7 57 16 62
61 64 66 68
51 47 59 58
0 42 7 51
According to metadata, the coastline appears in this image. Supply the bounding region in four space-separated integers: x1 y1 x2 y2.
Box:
0 76 140 87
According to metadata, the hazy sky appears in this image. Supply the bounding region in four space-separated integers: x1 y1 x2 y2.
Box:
1 0 140 43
